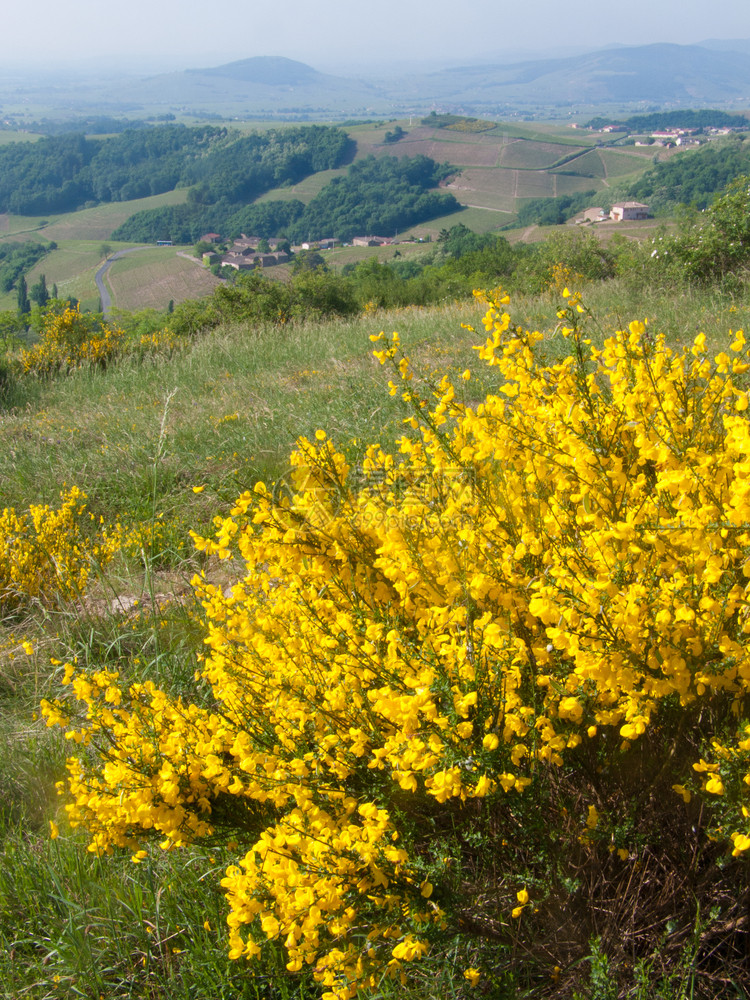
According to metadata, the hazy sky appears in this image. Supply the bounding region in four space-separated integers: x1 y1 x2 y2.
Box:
5 0 750 75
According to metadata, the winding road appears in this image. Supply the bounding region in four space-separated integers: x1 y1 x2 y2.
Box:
95 245 151 314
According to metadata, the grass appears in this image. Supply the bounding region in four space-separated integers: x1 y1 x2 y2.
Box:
498 140 587 170
551 148 607 179
0 300 488 520
41 189 190 242
257 167 351 205
3 281 749 529
598 147 658 178
4 279 750 998
0 130 42 145
0 189 190 246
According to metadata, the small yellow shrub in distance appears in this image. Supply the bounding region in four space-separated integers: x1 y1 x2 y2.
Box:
21 306 125 376
137 327 180 358
44 290 750 996
0 487 120 609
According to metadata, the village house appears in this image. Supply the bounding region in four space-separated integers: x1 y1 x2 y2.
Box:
610 201 650 222
352 236 393 247
650 129 698 139
232 234 285 251
219 250 290 271
221 257 258 272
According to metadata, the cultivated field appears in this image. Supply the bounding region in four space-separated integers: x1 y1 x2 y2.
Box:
105 250 222 311
42 189 190 242
256 166 350 204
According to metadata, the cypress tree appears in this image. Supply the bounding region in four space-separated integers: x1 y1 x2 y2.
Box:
17 275 30 316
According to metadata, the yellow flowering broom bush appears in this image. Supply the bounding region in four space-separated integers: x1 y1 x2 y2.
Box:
21 306 125 376
44 290 750 994
1 487 120 610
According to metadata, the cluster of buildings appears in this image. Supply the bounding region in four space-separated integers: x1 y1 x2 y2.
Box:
199 233 395 271
578 202 650 224
588 124 745 147
200 234 290 272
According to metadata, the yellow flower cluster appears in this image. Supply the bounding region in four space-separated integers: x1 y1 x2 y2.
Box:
549 262 583 295
45 290 750 996
137 328 180 357
21 307 125 376
0 487 120 609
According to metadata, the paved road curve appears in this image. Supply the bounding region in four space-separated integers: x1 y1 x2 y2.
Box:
95 246 151 314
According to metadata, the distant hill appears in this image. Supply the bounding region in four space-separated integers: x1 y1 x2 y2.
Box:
4 41 750 120
110 57 388 115
697 38 750 57
112 42 750 116
395 44 750 108
187 56 324 86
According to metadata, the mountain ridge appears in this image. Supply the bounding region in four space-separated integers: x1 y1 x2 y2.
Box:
4 41 750 120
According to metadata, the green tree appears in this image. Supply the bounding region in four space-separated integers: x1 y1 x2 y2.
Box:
292 250 327 274
16 275 30 316
29 273 49 307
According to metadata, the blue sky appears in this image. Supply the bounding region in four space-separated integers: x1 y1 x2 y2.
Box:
6 0 750 74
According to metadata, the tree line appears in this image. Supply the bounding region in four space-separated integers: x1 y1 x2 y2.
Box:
0 124 352 216
0 241 54 294
585 109 745 132
112 155 460 244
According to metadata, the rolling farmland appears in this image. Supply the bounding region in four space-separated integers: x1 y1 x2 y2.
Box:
0 117 688 310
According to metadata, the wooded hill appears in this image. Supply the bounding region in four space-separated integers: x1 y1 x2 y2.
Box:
584 109 744 131
627 134 750 212
0 125 351 215
112 154 459 244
